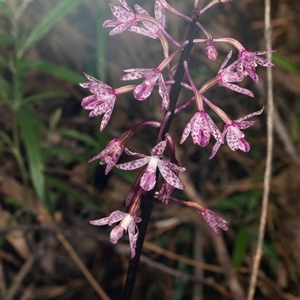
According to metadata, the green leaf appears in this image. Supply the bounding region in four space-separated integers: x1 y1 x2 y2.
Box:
18 108 46 204
61 129 98 148
44 146 85 164
95 0 107 80
232 226 249 267
0 2 11 18
23 91 69 105
273 53 300 74
19 60 84 83
0 75 12 99
0 54 9 68
19 0 83 55
0 34 14 47
46 176 100 211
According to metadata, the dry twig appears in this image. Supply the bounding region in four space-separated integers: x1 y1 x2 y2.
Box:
247 0 274 299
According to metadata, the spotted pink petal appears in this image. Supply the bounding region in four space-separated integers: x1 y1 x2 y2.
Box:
181 111 223 147
218 50 233 72
151 140 166 157
110 225 124 243
161 160 185 173
124 148 146 158
116 157 150 170
236 107 264 122
220 82 254 97
201 209 228 237
128 26 157 39
140 170 157 191
128 221 139 258
88 138 124 175
157 162 184 190
133 72 160 100
109 3 135 22
154 0 166 28
226 127 249 152
209 141 222 159
121 68 149 80
158 76 170 110
90 210 125 226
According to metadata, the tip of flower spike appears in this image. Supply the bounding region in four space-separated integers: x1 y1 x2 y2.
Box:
201 209 228 238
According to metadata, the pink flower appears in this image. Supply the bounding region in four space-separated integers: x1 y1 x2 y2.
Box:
79 73 116 132
156 181 175 205
209 107 264 159
103 0 139 36
88 138 125 175
121 68 170 110
116 141 185 191
180 110 223 147
237 49 276 84
201 209 228 238
103 0 166 39
217 51 254 97
133 0 166 39
90 210 142 258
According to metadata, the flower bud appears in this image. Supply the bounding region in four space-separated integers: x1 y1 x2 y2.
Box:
205 40 218 61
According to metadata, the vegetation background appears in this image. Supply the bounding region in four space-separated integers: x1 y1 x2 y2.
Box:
1 0 299 299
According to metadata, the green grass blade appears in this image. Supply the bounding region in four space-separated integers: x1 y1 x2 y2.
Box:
20 60 84 83
61 129 98 148
19 0 83 55
23 91 69 105
0 75 12 100
18 108 46 204
46 176 100 211
232 226 249 267
273 53 300 74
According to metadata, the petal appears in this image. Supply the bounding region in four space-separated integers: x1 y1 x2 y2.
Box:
236 107 264 122
151 140 166 157
108 210 127 225
109 4 135 21
209 141 222 159
128 26 157 39
128 222 139 258
246 68 259 84
161 160 185 173
238 138 250 152
218 50 232 72
158 77 170 110
221 82 254 97
201 209 228 238
110 225 124 243
158 162 184 190
140 170 156 191
119 0 133 12
133 83 154 100
109 22 134 35
255 56 275 68
226 128 240 151
121 69 148 81
206 114 223 143
124 148 146 157
100 104 115 132
154 0 166 28
81 95 104 110
116 157 150 170
238 120 257 130
90 216 111 226
180 117 193 144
